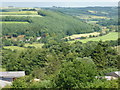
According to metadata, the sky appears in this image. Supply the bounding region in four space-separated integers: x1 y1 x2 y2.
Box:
1 0 119 7
1 0 120 2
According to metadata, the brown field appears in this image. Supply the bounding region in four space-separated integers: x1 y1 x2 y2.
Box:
65 32 100 39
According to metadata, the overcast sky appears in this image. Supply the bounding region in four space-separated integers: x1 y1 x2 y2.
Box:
1 0 119 2
1 0 119 7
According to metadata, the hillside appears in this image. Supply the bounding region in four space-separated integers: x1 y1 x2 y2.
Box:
2 9 100 43
44 7 118 18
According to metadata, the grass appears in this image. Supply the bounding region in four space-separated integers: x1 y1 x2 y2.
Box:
69 32 118 43
77 14 110 20
0 15 42 17
0 68 6 72
0 21 29 23
24 43 44 48
3 46 26 51
3 43 44 51
1 11 38 15
114 45 120 54
87 21 99 24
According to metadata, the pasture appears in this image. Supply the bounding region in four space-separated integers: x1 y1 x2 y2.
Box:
69 32 118 43
1 11 38 15
24 43 44 48
0 68 6 72
3 46 26 51
77 14 110 20
87 21 99 24
0 21 29 23
0 15 42 17
3 43 44 52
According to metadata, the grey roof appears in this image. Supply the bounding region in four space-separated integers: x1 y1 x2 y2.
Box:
0 71 25 78
0 80 12 88
105 71 120 77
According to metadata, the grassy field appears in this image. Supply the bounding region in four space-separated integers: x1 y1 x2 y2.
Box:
0 68 6 72
3 43 44 51
24 43 44 48
69 32 118 43
77 14 110 20
3 46 26 51
0 21 29 23
87 21 99 24
1 11 38 15
66 32 100 40
0 15 42 17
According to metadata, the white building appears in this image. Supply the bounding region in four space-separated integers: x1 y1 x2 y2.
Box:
0 71 25 88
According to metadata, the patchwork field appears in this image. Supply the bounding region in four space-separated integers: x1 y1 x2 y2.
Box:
87 21 99 24
66 32 100 40
0 21 29 23
1 11 38 15
69 32 118 43
0 11 42 18
3 43 44 51
77 14 110 20
0 15 42 17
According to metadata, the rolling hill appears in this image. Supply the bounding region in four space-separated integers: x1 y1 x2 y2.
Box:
2 9 100 42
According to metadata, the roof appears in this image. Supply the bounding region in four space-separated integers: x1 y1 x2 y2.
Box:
17 35 25 38
0 71 25 78
105 71 120 77
0 80 12 88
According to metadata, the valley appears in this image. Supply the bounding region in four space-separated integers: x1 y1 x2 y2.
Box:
0 6 119 89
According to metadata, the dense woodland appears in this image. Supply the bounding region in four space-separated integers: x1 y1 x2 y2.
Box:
2 40 119 88
44 7 118 17
1 7 119 89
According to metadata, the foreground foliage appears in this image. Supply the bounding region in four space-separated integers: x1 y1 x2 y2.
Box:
2 41 119 88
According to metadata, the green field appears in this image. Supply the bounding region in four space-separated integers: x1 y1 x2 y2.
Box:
69 32 118 43
0 21 29 23
0 68 6 72
3 43 44 51
3 46 26 51
1 11 38 15
0 15 42 17
24 43 44 48
77 14 110 20
87 21 99 24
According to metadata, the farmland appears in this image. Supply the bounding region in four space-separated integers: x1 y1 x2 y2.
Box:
76 15 110 20
69 32 118 43
24 43 44 48
1 11 38 15
0 15 42 17
3 43 44 51
0 11 42 19
1 6 119 89
0 21 29 23
65 32 100 40
3 46 26 51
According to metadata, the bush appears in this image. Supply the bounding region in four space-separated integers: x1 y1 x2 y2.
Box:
54 57 97 88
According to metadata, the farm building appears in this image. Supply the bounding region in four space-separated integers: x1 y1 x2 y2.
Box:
105 71 120 78
0 71 25 88
96 71 120 80
36 37 41 41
